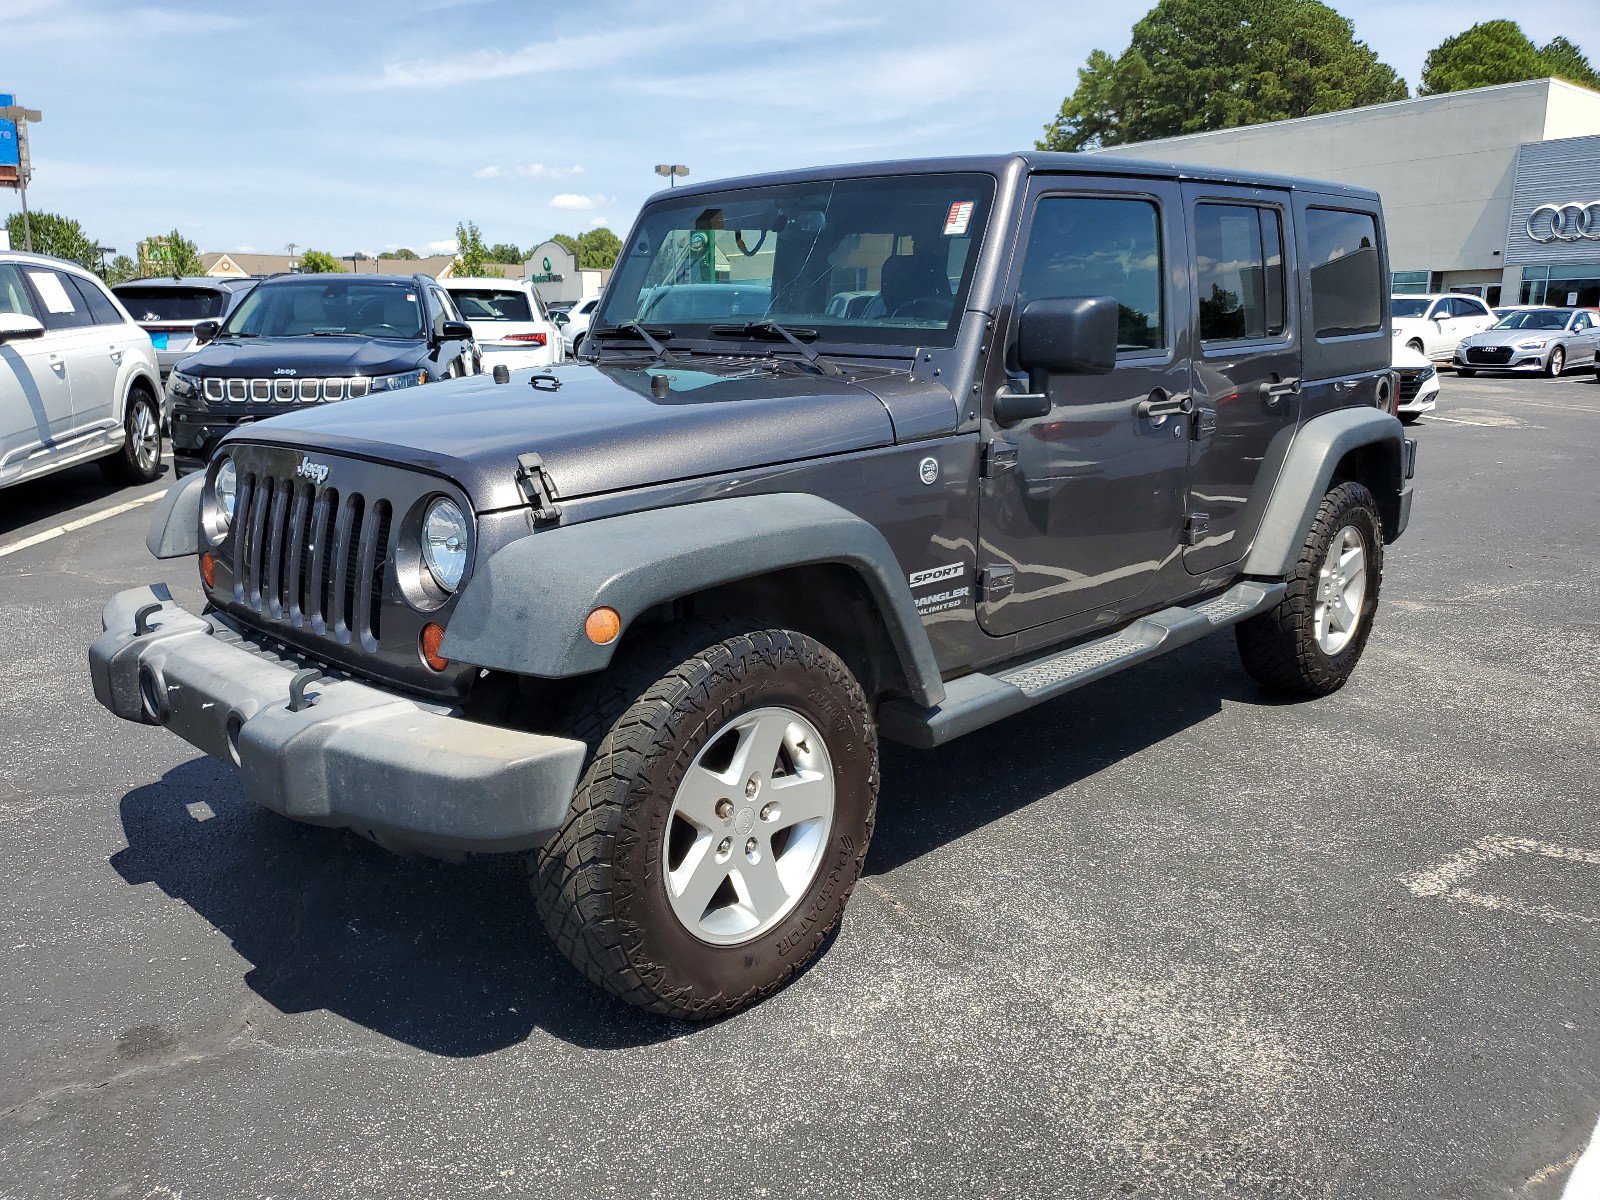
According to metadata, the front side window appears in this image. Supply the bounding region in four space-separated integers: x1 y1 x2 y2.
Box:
220 280 425 339
1194 203 1286 343
1390 297 1430 319
601 173 996 349
0 264 40 319
113 286 228 323
1017 196 1165 353
1306 208 1382 339
1450 296 1487 318
450 287 535 321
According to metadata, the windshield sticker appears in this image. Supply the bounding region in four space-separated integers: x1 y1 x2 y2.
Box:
943 201 974 236
405 293 416 301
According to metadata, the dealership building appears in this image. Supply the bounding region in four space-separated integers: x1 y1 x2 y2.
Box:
1107 77 1600 309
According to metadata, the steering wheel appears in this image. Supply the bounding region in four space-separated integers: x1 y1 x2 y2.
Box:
367 323 403 336
734 229 769 257
890 297 950 321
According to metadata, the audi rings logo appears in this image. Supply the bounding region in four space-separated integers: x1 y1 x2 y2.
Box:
1526 201 1600 243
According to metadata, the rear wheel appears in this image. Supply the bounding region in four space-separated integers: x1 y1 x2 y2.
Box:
1236 482 1384 698
100 387 162 485
1546 347 1565 377
533 624 878 1019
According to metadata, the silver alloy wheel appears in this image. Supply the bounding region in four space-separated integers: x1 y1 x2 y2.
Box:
131 398 159 473
1549 347 1565 376
661 706 835 946
1314 524 1368 656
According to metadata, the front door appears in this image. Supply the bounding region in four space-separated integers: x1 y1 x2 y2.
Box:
0 263 75 478
1180 183 1301 573
978 179 1193 637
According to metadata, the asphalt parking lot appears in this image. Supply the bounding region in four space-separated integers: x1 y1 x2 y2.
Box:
0 372 1596 1199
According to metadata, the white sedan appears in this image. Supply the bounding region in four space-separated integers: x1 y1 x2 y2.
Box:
1393 341 1440 424
442 277 563 372
1390 293 1496 361
1 251 164 490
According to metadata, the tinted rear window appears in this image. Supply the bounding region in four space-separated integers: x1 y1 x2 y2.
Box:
450 288 534 321
114 286 229 322
1306 208 1383 339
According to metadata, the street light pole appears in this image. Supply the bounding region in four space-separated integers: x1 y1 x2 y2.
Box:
1 103 43 253
654 163 690 188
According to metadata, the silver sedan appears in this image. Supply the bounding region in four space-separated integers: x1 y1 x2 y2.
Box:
1454 307 1600 377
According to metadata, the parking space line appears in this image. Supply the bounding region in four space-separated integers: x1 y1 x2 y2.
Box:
1401 836 1600 925
1564 1116 1600 1199
1425 414 1515 428
0 490 165 560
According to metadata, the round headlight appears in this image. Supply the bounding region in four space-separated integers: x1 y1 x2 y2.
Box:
214 458 238 526
421 497 469 592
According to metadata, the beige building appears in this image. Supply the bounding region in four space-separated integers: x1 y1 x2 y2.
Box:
198 252 520 280
1104 78 1600 307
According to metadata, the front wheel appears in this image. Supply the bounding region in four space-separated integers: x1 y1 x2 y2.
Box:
100 388 163 485
534 625 878 1019
1546 347 1565 377
1235 481 1384 697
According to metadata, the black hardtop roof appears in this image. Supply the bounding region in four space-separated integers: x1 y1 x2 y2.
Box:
652 151 1379 204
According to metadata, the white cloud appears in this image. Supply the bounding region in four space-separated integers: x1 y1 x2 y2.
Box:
232 245 257 254
551 193 613 211
362 31 653 90
425 239 458 253
587 217 609 228
475 163 584 181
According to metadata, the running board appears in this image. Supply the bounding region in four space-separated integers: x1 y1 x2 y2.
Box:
878 581 1285 748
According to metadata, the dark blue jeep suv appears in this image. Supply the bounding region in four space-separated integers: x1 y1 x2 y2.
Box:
168 272 479 474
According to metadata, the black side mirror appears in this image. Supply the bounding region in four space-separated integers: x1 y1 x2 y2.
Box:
1016 296 1119 377
438 319 473 343
194 320 219 344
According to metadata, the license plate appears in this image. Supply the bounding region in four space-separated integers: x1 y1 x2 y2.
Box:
151 333 168 350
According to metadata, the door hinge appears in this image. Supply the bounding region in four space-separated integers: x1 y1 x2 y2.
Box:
981 441 1018 478
977 564 1015 601
1183 514 1211 546
1193 405 1218 440
516 452 563 523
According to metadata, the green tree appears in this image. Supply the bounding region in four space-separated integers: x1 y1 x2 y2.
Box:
143 228 204 277
575 227 622 269
488 242 524 264
104 255 140 286
1538 36 1600 89
1420 21 1550 94
453 220 500 276
550 233 580 257
1039 0 1408 150
379 247 420 260
4 210 99 267
297 249 339 274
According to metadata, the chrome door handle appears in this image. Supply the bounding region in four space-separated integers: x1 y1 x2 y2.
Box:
1261 376 1302 407
109 347 123 363
1136 392 1193 420
47 354 65 369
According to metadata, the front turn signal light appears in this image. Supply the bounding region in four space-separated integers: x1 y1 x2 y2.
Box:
420 622 449 672
200 552 216 589
585 607 621 645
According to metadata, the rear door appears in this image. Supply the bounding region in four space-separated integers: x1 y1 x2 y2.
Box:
977 177 1193 636
1180 183 1301 572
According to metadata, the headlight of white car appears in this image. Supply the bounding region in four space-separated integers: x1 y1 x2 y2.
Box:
420 497 470 591
369 369 428 393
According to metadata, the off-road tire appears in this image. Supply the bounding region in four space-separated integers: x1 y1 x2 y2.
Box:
1235 481 1384 697
100 387 163 485
533 624 878 1020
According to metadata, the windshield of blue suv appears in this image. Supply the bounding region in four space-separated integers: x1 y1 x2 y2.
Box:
219 278 425 339
598 173 996 349
1492 310 1570 331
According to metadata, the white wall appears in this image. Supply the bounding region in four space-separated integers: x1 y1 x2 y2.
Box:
1103 79 1600 277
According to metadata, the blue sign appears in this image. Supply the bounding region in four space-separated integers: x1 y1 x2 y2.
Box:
0 94 17 171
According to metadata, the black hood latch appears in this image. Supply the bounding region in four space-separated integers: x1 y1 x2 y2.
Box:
515 452 563 524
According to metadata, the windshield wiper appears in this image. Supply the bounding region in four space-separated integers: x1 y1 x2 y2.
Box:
310 330 361 337
592 321 678 361
709 321 844 378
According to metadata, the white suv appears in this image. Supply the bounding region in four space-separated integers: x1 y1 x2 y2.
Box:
552 294 602 356
0 252 164 490
442 277 563 372
1390 293 1496 361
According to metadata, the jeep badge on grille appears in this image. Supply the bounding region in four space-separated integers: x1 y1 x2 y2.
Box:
296 456 330 486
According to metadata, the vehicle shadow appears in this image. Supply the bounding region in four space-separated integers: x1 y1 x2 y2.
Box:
109 636 1274 1057
0 458 168 539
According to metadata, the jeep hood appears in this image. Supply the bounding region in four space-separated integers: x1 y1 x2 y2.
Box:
179 336 427 378
226 361 951 512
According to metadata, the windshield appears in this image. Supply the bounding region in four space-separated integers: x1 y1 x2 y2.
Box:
1390 297 1431 319
451 287 536 322
221 279 424 338
599 173 996 349
1492 310 1569 331
114 286 229 323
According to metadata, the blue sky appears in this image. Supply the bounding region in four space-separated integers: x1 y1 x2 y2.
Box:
1 0 1593 260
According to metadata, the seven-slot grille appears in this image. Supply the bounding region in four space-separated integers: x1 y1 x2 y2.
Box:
1465 346 1514 365
230 467 392 652
202 376 371 405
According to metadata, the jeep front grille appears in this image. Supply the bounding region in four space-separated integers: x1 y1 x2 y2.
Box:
231 469 391 651
202 376 370 405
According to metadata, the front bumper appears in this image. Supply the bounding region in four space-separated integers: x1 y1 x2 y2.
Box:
89 585 587 855
170 407 257 475
1453 350 1549 372
480 346 557 372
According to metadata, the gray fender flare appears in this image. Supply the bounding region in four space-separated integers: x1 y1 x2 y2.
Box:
441 493 946 707
1243 406 1405 578
146 473 204 559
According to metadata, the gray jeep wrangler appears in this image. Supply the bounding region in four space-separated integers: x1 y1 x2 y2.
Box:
90 154 1416 1019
